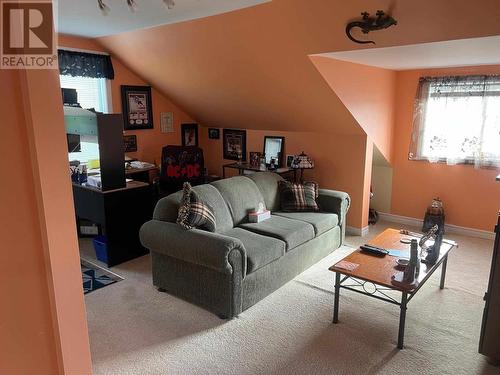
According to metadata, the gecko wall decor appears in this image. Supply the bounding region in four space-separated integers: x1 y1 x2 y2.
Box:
346 10 398 44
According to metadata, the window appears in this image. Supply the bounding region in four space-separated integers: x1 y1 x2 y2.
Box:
410 75 500 167
60 75 110 113
61 75 110 163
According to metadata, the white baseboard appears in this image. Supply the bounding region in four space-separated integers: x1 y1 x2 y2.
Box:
377 212 495 240
346 225 370 237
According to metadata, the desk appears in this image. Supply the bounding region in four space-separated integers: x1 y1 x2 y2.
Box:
73 181 152 267
222 162 296 180
125 165 159 184
87 165 159 184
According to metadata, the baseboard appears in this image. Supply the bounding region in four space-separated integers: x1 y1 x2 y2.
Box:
377 212 495 240
346 225 370 237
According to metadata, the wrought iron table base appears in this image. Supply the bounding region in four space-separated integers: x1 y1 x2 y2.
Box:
332 254 449 349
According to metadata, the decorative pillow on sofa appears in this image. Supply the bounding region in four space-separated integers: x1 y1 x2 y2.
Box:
278 180 319 212
177 182 216 232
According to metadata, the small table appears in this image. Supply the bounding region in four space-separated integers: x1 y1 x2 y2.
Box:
329 228 457 349
222 162 296 180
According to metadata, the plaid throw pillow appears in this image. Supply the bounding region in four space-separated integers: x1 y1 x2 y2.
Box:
177 182 216 232
278 180 320 212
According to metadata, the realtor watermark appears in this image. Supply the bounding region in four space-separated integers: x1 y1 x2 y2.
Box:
1 1 57 69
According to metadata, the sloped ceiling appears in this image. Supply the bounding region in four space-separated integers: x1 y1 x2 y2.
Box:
310 56 396 162
97 0 500 138
58 0 271 38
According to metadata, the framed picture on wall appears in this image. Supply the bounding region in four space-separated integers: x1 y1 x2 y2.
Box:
223 129 247 161
123 135 138 152
121 85 154 130
181 123 199 147
208 128 220 139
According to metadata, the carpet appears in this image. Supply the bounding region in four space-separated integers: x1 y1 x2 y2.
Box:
81 259 122 294
81 223 499 375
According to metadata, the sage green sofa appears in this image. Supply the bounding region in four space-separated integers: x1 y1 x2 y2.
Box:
139 172 350 318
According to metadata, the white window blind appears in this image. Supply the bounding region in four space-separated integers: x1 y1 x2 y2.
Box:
61 75 110 163
60 75 109 113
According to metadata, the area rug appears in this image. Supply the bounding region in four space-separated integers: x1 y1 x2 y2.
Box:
81 259 123 294
82 227 498 375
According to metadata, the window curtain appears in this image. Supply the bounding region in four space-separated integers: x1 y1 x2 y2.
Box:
410 75 500 168
58 49 114 79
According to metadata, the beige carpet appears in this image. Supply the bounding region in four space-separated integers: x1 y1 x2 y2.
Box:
81 222 499 375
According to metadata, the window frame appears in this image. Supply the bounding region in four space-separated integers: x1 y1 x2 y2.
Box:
409 75 500 168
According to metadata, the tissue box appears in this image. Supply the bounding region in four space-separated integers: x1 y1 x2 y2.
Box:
248 210 271 223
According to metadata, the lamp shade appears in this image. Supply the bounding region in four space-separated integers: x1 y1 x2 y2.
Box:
292 152 314 169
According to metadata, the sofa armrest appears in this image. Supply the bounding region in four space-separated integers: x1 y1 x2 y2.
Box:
140 220 247 278
318 189 350 242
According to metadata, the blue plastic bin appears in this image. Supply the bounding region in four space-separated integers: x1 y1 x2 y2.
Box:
93 235 108 263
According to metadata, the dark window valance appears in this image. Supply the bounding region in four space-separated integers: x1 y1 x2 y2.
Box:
58 49 114 79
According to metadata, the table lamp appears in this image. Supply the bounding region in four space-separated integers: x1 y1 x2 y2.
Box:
291 152 314 182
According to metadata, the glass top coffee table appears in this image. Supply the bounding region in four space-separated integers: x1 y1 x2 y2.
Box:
329 228 457 349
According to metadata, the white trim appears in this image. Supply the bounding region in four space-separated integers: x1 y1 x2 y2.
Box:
105 79 113 113
58 46 110 56
377 212 422 227
377 212 495 240
346 225 370 237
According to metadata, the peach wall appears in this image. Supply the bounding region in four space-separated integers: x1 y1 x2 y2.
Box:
199 128 370 228
58 34 373 229
392 65 500 232
0 69 91 374
97 0 500 139
58 34 196 164
0 70 58 375
310 56 396 163
94 0 500 232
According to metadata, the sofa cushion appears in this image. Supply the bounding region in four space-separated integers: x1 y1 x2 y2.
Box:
239 215 315 250
274 212 339 236
223 228 285 274
278 180 320 212
154 184 233 233
211 176 266 226
177 183 216 232
247 172 284 212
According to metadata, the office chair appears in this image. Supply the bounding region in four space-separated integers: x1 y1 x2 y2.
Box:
157 145 206 197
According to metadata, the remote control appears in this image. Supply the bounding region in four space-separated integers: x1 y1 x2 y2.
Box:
360 244 389 256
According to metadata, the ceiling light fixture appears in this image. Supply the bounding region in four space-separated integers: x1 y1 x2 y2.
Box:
126 0 138 12
97 0 111 16
163 0 176 10
97 0 176 15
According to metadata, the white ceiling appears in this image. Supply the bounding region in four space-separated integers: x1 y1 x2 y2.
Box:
57 0 270 38
318 36 500 71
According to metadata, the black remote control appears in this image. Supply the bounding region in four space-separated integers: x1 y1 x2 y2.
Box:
360 244 389 256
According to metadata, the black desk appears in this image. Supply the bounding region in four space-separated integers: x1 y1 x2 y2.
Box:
73 181 152 267
222 162 296 180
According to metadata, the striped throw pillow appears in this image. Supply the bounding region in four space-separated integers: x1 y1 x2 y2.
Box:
278 180 319 212
177 182 216 232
